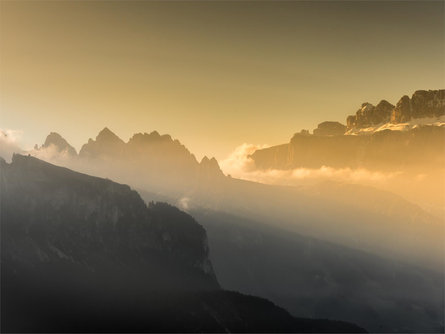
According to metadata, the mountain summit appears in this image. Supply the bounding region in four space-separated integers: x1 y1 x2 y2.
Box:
41 132 77 156
37 128 225 198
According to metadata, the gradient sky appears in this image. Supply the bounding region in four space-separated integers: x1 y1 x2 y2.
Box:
1 1 444 160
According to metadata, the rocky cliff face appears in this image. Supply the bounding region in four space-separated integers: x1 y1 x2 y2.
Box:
347 100 394 128
391 90 445 123
250 125 445 171
346 90 445 129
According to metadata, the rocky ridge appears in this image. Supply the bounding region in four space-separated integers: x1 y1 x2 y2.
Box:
346 89 445 130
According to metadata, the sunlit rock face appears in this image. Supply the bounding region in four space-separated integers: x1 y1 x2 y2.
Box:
346 100 394 128
391 95 412 123
250 89 445 171
346 89 445 128
408 89 445 119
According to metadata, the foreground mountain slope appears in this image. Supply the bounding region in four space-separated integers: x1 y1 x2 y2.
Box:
0 155 364 333
1 154 217 290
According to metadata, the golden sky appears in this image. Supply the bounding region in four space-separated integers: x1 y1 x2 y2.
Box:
1 1 444 160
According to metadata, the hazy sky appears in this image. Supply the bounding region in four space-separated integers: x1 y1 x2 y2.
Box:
1 1 444 160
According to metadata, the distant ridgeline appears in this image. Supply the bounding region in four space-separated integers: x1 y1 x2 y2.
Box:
250 89 445 171
33 127 225 199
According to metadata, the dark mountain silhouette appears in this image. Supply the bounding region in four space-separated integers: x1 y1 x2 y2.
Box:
0 155 365 333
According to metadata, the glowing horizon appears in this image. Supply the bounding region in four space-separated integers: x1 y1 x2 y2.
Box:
1 1 444 160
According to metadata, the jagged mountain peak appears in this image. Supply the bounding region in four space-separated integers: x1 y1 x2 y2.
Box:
42 132 77 156
96 127 124 143
200 156 224 177
200 156 219 165
79 127 125 158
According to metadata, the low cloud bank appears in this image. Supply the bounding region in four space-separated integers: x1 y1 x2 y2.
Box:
220 143 401 186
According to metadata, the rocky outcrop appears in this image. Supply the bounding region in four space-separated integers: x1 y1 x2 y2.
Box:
391 90 445 123
313 121 346 136
347 90 445 129
346 100 394 128
391 95 412 123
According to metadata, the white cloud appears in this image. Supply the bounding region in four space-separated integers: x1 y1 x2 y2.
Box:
0 128 24 162
220 143 270 176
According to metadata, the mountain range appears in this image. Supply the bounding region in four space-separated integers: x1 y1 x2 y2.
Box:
1 154 366 333
251 89 445 171
23 98 445 332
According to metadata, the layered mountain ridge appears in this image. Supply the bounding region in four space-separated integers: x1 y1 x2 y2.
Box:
22 92 445 332
1 154 365 333
35 127 224 198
